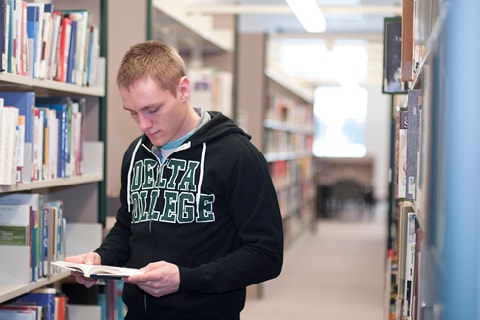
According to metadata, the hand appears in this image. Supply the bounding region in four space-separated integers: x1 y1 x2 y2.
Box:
125 261 180 297
64 252 102 288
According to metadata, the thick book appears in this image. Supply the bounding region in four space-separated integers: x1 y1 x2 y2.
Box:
52 261 143 280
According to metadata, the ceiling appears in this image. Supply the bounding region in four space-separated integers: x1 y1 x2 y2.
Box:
152 0 403 88
185 0 402 35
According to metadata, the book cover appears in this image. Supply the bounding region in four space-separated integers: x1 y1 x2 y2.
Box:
42 200 63 275
41 205 55 276
47 10 61 81
25 3 44 78
38 107 58 180
0 0 7 71
6 0 15 74
65 17 76 84
401 0 415 81
61 10 89 86
85 24 99 86
25 4 39 78
54 293 67 320
397 110 408 199
16 114 25 183
402 211 417 320
0 193 41 280
0 305 41 320
0 106 19 185
0 203 31 245
32 107 44 181
406 89 421 200
54 13 71 83
38 3 52 79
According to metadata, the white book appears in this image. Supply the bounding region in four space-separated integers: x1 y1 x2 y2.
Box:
0 106 19 185
52 261 143 279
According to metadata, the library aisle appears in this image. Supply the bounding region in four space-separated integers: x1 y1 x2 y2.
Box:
241 203 388 320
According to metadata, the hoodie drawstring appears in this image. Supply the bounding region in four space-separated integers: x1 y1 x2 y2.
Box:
127 138 143 211
196 142 207 216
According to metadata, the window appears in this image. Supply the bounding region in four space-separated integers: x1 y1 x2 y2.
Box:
268 37 369 157
313 85 367 157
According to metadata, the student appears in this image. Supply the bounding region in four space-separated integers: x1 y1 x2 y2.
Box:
65 40 284 320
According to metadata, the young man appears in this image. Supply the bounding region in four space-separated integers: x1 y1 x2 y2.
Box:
66 40 284 320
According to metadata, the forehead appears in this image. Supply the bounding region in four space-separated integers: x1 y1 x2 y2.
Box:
120 78 174 110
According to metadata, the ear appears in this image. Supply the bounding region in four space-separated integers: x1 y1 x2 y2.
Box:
178 76 190 102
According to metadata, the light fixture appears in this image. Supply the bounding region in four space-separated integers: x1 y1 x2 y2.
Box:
285 0 326 33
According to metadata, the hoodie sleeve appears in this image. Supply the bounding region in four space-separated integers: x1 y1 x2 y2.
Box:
178 136 284 293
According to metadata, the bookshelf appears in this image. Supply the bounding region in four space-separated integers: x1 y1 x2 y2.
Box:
384 1 455 319
237 33 315 248
0 0 106 308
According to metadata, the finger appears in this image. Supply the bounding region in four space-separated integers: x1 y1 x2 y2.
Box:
85 252 100 265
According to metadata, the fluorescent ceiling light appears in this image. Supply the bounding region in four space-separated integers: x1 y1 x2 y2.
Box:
285 0 326 33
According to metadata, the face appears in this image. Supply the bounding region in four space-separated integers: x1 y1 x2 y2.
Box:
120 77 192 147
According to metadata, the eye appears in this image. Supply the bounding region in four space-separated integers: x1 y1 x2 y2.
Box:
144 106 160 115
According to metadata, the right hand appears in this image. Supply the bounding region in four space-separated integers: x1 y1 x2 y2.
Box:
64 252 102 288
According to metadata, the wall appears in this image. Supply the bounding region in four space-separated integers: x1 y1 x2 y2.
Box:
106 0 148 213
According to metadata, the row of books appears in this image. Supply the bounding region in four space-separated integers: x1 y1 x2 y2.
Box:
0 192 65 283
264 86 314 128
269 157 313 190
0 1 101 86
0 283 124 320
396 89 423 200
0 92 86 185
1 287 67 320
264 127 313 155
388 89 424 320
388 202 421 320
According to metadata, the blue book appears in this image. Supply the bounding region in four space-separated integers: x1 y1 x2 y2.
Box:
66 17 77 84
26 4 39 78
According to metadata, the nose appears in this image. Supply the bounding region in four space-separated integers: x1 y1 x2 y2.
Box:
137 113 152 132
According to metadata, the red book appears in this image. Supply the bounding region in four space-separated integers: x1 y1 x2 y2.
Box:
54 13 71 82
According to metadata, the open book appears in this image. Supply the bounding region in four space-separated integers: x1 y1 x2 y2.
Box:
52 261 143 279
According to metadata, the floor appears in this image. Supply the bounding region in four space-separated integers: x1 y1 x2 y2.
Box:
240 202 388 320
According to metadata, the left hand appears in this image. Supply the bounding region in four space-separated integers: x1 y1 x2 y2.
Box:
125 261 180 297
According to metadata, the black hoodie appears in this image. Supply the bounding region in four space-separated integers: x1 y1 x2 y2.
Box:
95 111 284 319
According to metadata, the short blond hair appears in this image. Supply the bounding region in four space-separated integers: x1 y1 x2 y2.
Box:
116 40 186 95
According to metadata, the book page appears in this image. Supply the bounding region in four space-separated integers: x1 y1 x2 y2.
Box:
52 261 143 279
